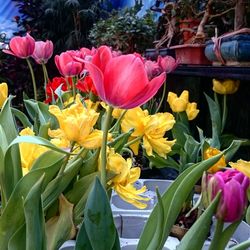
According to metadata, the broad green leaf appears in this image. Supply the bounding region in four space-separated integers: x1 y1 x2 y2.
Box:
42 158 83 210
8 224 26 250
39 122 50 139
205 93 221 148
11 107 32 128
177 192 221 250
184 134 200 163
75 220 92 250
84 177 118 250
224 140 244 162
229 240 250 250
0 160 62 249
137 154 223 250
66 172 98 223
171 121 189 148
46 195 76 250
79 149 99 177
24 175 46 250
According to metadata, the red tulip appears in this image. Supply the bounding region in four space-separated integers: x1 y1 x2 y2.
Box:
202 169 249 222
3 33 35 59
80 46 166 109
55 52 83 77
32 40 53 64
76 76 97 96
45 77 72 103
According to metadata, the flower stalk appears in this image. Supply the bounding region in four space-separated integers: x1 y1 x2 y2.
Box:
208 219 224 250
26 58 37 101
100 105 114 187
42 63 49 99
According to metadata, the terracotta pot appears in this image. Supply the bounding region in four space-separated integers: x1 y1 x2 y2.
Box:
170 44 211 65
179 19 200 43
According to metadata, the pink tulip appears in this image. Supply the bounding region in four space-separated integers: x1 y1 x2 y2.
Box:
157 55 178 73
3 33 35 59
32 40 53 64
203 169 249 222
55 51 84 77
79 46 166 109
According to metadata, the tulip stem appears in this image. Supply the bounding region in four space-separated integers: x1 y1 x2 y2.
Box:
26 58 37 101
124 136 143 148
221 94 227 133
109 110 127 132
101 105 114 188
42 63 49 100
209 219 224 250
155 81 166 113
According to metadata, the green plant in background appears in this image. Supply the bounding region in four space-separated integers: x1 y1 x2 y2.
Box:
89 7 157 53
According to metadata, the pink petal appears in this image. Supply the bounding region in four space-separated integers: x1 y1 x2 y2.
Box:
103 55 149 107
92 46 112 73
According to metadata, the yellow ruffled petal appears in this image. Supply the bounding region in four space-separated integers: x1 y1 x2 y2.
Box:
204 147 226 173
80 129 103 149
229 159 250 177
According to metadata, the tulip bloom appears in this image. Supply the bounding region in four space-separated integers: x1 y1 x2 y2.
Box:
212 79 240 95
106 148 149 209
19 127 48 175
121 107 176 157
185 102 199 120
204 147 226 173
202 169 249 222
157 55 178 73
32 40 53 64
3 33 35 58
76 75 97 96
55 52 84 77
167 90 189 113
80 46 166 109
0 82 8 108
48 95 103 148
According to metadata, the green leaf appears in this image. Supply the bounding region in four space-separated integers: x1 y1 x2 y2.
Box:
11 107 32 128
184 134 200 163
66 172 98 223
75 220 92 250
146 153 180 170
224 140 243 162
42 158 83 210
46 195 76 250
38 122 50 139
8 224 26 250
137 153 223 250
83 177 118 250
24 174 46 250
108 130 134 153
171 121 189 148
177 192 221 250
229 240 250 250
205 93 221 148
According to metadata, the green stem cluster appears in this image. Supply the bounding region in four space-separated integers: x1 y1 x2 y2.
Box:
26 58 37 101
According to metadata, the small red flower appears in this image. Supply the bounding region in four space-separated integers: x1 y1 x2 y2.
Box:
76 76 97 96
45 77 72 103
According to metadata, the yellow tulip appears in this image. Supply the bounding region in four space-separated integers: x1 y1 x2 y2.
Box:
229 159 250 177
49 95 103 149
204 147 226 173
19 127 48 175
186 102 199 121
0 82 8 108
121 107 175 158
106 148 149 209
167 90 189 113
212 79 240 95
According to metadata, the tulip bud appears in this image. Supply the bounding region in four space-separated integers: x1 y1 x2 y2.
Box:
32 40 53 64
204 147 226 173
186 102 199 120
167 90 189 113
212 79 240 95
3 33 35 59
202 169 250 223
0 82 8 108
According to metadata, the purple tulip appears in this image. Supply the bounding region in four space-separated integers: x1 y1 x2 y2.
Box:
202 169 250 223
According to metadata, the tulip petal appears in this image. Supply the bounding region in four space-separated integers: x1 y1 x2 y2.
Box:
92 45 112 73
122 72 166 109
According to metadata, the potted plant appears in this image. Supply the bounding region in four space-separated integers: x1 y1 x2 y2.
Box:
205 0 250 65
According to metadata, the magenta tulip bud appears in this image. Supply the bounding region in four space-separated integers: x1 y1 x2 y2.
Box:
32 40 53 64
203 169 250 223
55 51 84 77
157 55 178 73
3 33 35 59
